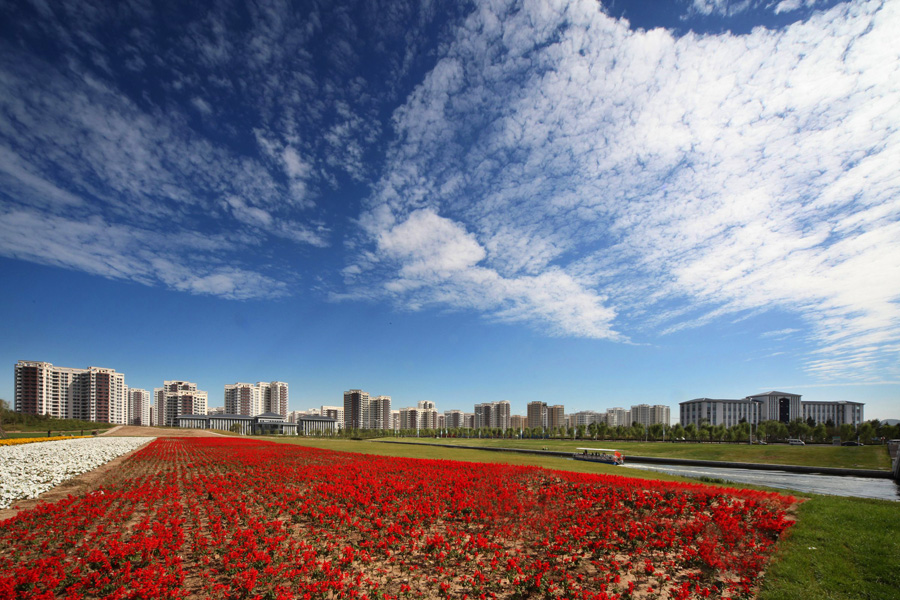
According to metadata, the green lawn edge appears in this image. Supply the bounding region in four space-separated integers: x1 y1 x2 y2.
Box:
371 436 892 470
264 436 900 600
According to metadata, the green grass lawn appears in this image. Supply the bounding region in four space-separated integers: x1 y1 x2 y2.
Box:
376 436 892 470
2 429 109 439
268 436 900 600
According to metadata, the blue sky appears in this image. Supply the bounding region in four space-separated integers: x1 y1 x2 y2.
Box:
1 0 898 421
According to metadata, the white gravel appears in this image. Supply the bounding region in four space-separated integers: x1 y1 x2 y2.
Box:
0 437 153 510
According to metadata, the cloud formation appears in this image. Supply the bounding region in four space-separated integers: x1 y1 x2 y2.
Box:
0 0 444 298
353 0 899 379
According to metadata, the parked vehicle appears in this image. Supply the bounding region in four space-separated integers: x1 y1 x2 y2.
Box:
787 439 805 446
841 441 864 446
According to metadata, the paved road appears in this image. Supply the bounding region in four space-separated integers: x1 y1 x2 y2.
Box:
621 462 900 501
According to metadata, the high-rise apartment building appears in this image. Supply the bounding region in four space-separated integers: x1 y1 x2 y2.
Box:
224 381 289 417
444 409 465 429
343 389 369 429
474 400 511 430
225 383 262 416
527 401 548 429
262 381 289 417
155 381 208 427
342 390 391 430
548 405 565 430
631 404 671 427
571 410 605 426
510 414 526 430
605 407 630 427
14 361 128 424
369 395 392 430
417 400 437 429
128 388 151 426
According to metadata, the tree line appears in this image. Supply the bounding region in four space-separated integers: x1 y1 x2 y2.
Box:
299 418 899 444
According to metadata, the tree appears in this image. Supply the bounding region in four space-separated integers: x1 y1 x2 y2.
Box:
684 423 697 441
812 423 827 443
857 421 875 444
229 423 242 434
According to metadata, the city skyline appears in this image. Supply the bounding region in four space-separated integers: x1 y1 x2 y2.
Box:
1 0 898 421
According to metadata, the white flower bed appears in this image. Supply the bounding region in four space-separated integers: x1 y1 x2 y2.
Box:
0 437 153 510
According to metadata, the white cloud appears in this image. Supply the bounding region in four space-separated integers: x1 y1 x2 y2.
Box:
353 0 900 379
0 208 289 300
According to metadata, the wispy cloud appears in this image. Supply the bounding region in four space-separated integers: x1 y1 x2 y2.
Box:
761 328 801 339
351 0 899 378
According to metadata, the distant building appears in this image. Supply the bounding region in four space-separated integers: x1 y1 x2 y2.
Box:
548 405 565 430
262 382 289 417
225 383 262 416
571 411 605 427
224 381 288 418
369 395 392 430
342 390 393 430
343 389 369 430
605 407 630 427
399 401 438 430
175 411 337 435
14 361 128 424
155 381 208 427
128 388 152 426
321 405 344 424
679 391 864 427
527 401 548 429
474 401 511 430
631 404 671 427
510 414 526 430
207 406 226 416
444 409 465 429
802 401 864 427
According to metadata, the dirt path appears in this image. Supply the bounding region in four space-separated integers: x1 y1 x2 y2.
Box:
100 425 225 437
0 426 221 521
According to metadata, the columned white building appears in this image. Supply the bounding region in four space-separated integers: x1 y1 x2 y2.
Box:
680 391 864 428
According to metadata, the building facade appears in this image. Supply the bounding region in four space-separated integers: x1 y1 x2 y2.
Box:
175 411 337 435
155 381 208 427
605 407 630 427
548 405 565 430
224 381 289 418
14 361 128 424
321 405 344 424
802 401 865 427
343 389 369 429
630 404 671 427
225 383 262 416
679 391 864 428
128 388 151 426
473 401 511 430
444 409 465 429
527 401 548 429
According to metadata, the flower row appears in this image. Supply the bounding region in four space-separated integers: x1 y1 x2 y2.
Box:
0 437 153 510
0 436 91 448
0 437 796 599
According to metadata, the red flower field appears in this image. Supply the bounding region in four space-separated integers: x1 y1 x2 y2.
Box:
0 438 796 600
